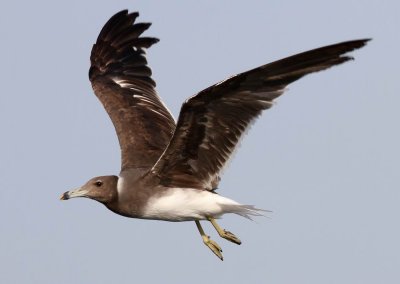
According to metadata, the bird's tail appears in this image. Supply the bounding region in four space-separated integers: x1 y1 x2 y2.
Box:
220 204 268 220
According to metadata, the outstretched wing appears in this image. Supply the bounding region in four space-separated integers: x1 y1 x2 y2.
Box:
149 39 370 190
89 10 175 171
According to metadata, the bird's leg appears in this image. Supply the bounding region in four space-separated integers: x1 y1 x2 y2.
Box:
195 220 223 260
208 217 242 245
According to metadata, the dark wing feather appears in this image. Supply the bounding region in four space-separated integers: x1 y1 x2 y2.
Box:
149 39 370 190
89 10 175 171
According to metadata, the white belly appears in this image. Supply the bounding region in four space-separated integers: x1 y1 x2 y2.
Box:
142 188 263 222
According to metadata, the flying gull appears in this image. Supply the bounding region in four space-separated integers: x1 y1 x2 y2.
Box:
60 10 369 260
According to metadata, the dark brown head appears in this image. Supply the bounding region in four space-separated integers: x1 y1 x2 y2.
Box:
60 175 118 204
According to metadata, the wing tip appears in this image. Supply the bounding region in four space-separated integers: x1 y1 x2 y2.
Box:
343 38 372 52
89 9 159 81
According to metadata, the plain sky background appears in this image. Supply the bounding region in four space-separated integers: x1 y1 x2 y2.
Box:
1 1 399 283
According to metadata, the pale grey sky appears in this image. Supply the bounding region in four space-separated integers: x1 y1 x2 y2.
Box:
1 1 399 283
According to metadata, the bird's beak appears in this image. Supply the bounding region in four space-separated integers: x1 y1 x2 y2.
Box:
60 187 88 200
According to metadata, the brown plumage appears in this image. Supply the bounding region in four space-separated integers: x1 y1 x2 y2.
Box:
61 9 369 260
89 11 175 170
149 39 368 190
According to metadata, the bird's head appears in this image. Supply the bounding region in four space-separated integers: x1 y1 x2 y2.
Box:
60 175 118 204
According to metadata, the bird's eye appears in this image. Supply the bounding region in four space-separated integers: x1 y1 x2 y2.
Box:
95 180 103 187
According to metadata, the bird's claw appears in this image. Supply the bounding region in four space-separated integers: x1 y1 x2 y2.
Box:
220 230 242 245
202 235 223 260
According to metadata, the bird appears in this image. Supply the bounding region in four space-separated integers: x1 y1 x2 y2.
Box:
60 9 369 260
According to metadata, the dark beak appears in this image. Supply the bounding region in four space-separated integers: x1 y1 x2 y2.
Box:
60 191 70 200
59 187 88 201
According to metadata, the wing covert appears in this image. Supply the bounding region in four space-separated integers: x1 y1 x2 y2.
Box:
89 10 175 171
149 39 369 190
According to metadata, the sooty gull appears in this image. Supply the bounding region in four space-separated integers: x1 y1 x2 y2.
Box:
60 9 369 260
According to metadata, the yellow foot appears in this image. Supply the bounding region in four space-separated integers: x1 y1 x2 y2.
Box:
195 220 224 260
208 218 242 245
219 229 241 245
202 235 223 261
